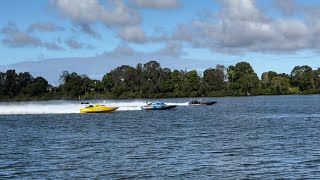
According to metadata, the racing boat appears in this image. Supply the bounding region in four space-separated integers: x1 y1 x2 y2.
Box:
188 99 217 105
141 101 177 110
80 104 119 113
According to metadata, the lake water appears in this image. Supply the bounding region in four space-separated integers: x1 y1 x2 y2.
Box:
0 95 320 179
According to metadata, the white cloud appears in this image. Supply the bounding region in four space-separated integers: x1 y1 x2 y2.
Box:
65 37 91 49
102 43 184 58
274 0 297 16
1 23 63 50
166 0 320 54
106 44 137 56
44 42 64 50
51 0 104 23
171 24 193 41
100 0 141 26
133 0 180 9
27 22 64 32
78 24 101 39
217 0 266 21
2 31 42 48
117 26 147 43
48 0 320 54
156 42 184 57
51 0 141 27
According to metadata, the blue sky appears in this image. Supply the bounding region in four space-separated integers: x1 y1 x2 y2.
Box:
1 0 320 83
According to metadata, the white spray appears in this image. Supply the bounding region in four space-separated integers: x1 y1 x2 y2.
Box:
0 100 189 115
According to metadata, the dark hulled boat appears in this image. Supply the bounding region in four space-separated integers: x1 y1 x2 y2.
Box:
188 100 217 105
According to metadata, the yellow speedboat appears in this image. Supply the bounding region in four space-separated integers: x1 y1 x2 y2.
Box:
80 104 119 113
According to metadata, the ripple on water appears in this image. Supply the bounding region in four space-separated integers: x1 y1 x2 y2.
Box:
1 96 320 179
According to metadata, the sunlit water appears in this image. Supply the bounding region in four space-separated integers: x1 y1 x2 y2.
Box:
0 95 320 179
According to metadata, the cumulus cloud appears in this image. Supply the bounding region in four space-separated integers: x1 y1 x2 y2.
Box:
79 24 101 39
155 42 185 57
171 24 193 41
132 0 180 9
2 25 42 47
65 37 91 49
104 44 138 57
8 0 320 55
102 43 184 58
44 42 64 50
50 0 181 44
65 38 84 49
274 0 297 16
27 22 64 32
117 26 147 43
1 23 63 50
50 0 141 27
165 0 320 54
217 0 267 21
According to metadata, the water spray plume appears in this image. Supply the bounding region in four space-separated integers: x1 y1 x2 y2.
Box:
0 100 188 115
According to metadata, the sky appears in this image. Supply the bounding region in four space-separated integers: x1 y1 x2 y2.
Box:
1 0 320 84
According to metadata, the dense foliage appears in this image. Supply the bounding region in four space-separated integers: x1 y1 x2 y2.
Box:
1 61 320 101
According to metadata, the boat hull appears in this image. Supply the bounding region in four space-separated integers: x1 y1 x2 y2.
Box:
80 106 119 113
188 101 217 105
141 105 177 110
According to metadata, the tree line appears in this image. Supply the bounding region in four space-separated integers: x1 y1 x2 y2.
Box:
1 60 320 101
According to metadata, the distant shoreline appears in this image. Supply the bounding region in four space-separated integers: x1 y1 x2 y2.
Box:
1 61 319 101
0 93 316 103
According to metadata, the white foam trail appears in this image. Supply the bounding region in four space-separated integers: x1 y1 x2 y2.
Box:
103 101 145 111
0 103 81 114
0 100 188 115
96 101 188 111
166 102 189 106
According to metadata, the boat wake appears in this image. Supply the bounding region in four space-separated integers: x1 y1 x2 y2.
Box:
0 103 81 114
0 100 189 115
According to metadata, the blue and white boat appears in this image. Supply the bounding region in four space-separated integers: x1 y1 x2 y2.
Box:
141 101 177 110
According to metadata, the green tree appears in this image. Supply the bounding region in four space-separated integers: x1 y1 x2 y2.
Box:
227 65 236 82
141 61 162 95
159 68 174 94
59 71 91 98
270 76 291 94
102 65 138 97
238 73 260 95
4 69 19 97
261 71 278 89
227 62 259 95
203 65 226 92
314 68 320 89
24 77 48 97
17 72 34 90
290 65 314 91
0 72 5 98
170 69 184 95
183 70 200 95
135 63 143 93
233 62 254 81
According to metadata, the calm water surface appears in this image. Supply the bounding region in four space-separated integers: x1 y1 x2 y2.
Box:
0 95 320 179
